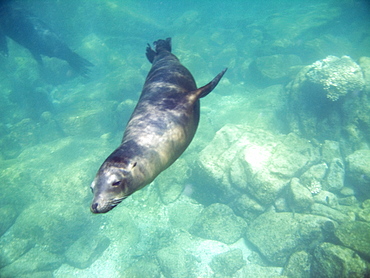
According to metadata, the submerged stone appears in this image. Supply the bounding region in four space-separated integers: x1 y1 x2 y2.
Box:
209 249 245 276
311 242 367 278
335 221 370 259
0 245 62 277
246 211 333 266
65 234 110 269
311 203 352 223
324 158 345 192
284 251 311 278
240 263 283 277
346 149 370 198
190 203 247 244
121 259 161 278
0 204 19 237
288 177 313 212
253 54 302 84
156 245 196 278
198 124 318 206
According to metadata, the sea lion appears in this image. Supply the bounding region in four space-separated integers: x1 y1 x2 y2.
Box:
90 38 226 213
0 1 93 77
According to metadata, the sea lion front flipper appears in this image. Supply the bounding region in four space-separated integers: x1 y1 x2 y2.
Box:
187 68 227 102
146 43 156 63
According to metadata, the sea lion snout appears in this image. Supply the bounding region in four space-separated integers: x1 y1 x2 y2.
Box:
90 202 99 213
90 195 121 214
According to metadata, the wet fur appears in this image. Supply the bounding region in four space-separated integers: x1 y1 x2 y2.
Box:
90 38 226 213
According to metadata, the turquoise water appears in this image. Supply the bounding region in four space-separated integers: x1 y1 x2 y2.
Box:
1 0 370 277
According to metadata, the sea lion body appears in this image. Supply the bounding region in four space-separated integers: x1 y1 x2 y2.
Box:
0 1 93 76
90 38 226 213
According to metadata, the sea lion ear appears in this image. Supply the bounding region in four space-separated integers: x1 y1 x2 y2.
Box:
131 162 137 169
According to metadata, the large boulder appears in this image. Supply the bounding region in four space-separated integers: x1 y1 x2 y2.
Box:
284 55 367 142
65 234 110 269
190 203 247 245
246 211 335 266
252 54 302 84
156 245 196 278
311 242 367 278
198 124 318 206
209 249 246 276
0 246 63 277
346 149 370 198
284 251 311 278
335 221 370 259
305 56 365 101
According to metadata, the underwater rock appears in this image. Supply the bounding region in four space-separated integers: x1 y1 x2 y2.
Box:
261 3 340 42
346 149 370 199
38 111 64 144
198 124 318 206
321 140 342 164
65 234 110 269
358 199 370 222
310 203 352 223
274 197 290 213
299 163 327 192
284 56 367 141
324 158 345 192
311 242 367 278
246 211 333 266
340 187 355 197
121 259 161 278
284 250 311 278
209 249 246 276
0 232 34 268
306 56 365 101
239 263 283 277
57 100 118 137
312 190 338 208
252 54 302 84
156 158 189 205
229 193 265 222
0 204 18 237
288 177 314 212
190 203 247 245
10 201 90 255
359 56 370 90
172 10 201 30
156 245 196 278
0 245 62 277
335 221 370 259
1 118 39 158
338 196 358 206
167 196 203 230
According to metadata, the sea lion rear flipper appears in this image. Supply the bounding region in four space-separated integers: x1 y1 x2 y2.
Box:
188 68 227 101
66 52 94 78
146 38 172 63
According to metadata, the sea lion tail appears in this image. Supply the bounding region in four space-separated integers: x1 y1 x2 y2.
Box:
188 68 227 101
146 37 171 63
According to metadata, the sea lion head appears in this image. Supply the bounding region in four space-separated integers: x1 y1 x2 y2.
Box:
90 161 137 214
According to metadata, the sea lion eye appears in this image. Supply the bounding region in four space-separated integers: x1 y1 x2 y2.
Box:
112 180 120 187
